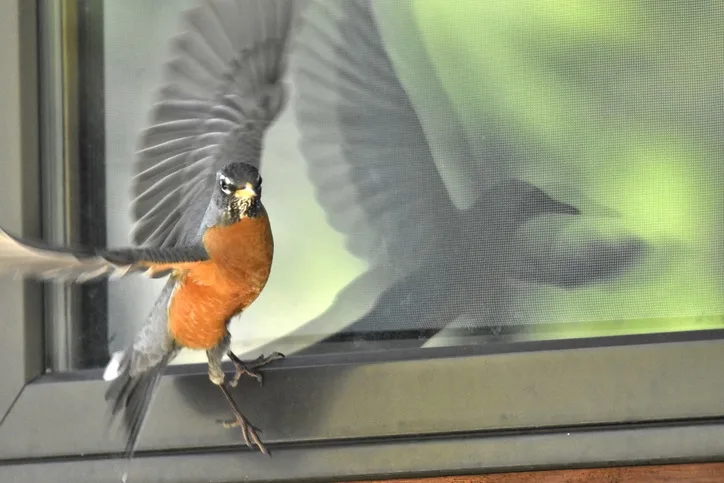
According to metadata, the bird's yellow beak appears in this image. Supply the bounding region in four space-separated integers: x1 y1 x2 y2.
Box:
234 182 257 199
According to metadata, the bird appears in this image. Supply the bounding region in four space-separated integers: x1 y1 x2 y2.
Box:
107 0 297 458
0 0 297 459
0 162 280 454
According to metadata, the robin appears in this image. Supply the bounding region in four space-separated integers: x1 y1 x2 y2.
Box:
0 0 296 458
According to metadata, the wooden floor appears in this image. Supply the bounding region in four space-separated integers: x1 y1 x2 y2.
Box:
352 462 724 482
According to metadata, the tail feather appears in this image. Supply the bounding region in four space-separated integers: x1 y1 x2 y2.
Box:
105 349 177 458
105 278 179 461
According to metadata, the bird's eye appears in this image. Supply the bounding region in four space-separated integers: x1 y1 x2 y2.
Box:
219 178 234 194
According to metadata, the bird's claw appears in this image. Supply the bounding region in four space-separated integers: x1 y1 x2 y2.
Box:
229 351 285 388
230 364 262 387
218 416 267 455
216 351 284 455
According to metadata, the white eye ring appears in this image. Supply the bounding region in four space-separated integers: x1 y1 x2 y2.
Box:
219 176 234 195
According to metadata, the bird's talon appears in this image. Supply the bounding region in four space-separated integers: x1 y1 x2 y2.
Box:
246 351 285 370
219 414 267 454
220 419 237 429
230 362 263 387
240 422 264 452
228 351 285 387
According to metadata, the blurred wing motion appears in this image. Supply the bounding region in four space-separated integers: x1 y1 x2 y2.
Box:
292 0 460 273
0 228 208 283
131 0 296 248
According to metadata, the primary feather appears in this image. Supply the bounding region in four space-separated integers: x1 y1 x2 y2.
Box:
131 0 296 248
0 228 208 283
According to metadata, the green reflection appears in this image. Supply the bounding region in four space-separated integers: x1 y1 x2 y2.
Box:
375 0 724 338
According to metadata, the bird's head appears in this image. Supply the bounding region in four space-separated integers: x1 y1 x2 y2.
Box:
487 179 580 220
213 162 263 223
513 180 580 217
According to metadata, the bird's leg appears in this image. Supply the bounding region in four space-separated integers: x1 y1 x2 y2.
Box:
207 348 268 455
216 383 268 455
228 350 285 388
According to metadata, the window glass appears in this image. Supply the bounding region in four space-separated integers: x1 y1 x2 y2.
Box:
61 0 724 368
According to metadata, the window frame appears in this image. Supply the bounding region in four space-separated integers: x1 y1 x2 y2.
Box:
2 1 724 482
40 0 109 372
0 0 44 422
4 333 724 480
3 417 724 482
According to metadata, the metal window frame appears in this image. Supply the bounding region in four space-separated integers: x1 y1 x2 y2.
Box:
40 0 109 372
3 1 724 482
0 0 44 423
3 332 724 481
4 421 724 482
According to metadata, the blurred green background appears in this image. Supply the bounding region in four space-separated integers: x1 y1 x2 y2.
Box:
374 0 724 340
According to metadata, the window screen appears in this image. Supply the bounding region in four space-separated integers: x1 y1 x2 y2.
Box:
58 0 723 367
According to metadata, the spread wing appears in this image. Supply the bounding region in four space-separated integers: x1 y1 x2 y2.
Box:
0 228 208 283
130 0 297 248
292 0 463 271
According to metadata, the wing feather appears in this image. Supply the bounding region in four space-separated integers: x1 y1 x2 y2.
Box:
292 0 459 270
0 228 208 283
131 0 297 248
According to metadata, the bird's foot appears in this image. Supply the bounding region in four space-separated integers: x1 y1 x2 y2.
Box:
228 351 285 388
217 414 267 455
215 382 270 456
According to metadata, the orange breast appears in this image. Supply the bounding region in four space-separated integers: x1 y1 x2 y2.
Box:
167 214 274 350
